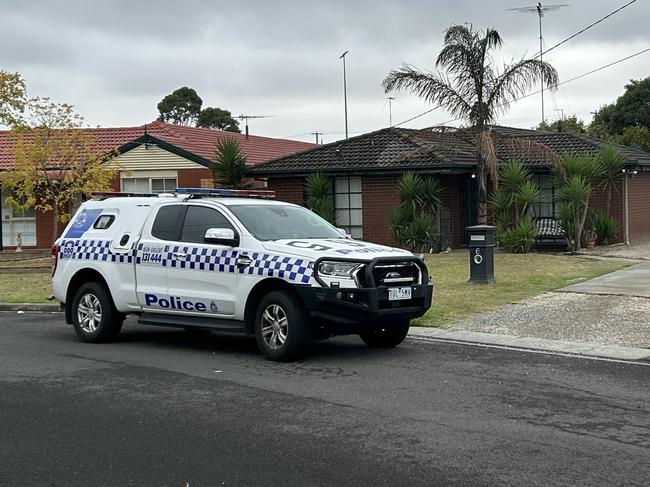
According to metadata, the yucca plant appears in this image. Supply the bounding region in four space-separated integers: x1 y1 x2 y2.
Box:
490 160 540 252
390 172 443 252
597 145 624 217
212 138 251 189
557 174 591 251
305 171 336 224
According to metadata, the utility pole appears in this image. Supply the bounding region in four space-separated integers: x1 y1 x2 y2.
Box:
311 131 323 144
339 50 349 139
554 108 565 120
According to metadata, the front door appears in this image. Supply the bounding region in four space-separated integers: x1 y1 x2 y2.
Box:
165 204 239 318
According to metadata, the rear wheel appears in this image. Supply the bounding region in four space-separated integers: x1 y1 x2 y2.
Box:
71 282 123 343
360 321 410 349
254 290 310 361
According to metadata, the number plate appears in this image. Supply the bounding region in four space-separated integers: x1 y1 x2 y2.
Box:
388 287 412 301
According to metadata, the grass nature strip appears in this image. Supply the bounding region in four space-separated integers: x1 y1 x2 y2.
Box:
0 253 629 323
416 251 629 327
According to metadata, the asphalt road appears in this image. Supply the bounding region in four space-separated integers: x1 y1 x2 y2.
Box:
0 312 648 487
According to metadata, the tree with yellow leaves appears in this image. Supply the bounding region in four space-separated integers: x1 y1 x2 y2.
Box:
2 97 118 243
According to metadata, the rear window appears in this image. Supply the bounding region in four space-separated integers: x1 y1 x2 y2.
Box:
151 205 185 241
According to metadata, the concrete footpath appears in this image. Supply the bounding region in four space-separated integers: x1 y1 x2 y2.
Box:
409 326 650 362
560 261 650 298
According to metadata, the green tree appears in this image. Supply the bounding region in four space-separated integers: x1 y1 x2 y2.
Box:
383 24 558 225
536 115 586 134
197 107 240 132
305 172 336 224
2 98 118 242
591 77 650 135
615 126 650 152
0 70 26 126
157 87 203 126
211 138 251 189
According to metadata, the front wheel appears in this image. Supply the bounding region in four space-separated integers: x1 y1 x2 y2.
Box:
254 290 311 362
360 321 410 349
71 282 123 343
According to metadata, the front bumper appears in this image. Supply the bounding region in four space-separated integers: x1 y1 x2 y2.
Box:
295 283 433 326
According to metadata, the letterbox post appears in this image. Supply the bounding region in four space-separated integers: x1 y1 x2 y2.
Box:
466 225 495 284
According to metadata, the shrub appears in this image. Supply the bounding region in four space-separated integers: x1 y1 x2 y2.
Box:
390 172 442 252
498 217 537 253
491 160 540 253
590 208 618 246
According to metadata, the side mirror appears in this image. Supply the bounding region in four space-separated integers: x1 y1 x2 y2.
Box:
204 227 239 247
336 227 352 239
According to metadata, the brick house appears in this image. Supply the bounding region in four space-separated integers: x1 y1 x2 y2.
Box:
0 121 314 249
249 126 650 248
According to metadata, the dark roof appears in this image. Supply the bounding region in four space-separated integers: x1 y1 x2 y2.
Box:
249 125 650 176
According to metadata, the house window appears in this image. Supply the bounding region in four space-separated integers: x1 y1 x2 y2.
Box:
1 189 37 246
121 177 177 194
334 176 363 239
532 174 556 218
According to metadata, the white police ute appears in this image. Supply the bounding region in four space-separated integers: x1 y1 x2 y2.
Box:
52 188 433 361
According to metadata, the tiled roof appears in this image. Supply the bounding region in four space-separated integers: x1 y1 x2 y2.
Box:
250 125 650 175
0 121 315 170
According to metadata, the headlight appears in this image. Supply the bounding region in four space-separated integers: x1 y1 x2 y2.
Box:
317 260 364 279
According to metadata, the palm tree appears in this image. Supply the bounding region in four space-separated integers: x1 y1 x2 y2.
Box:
382 24 559 224
596 145 624 217
211 138 251 189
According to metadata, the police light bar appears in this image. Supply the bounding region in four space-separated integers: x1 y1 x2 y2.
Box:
175 188 276 199
90 191 160 199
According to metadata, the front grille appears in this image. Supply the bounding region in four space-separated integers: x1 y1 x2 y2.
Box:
372 262 420 287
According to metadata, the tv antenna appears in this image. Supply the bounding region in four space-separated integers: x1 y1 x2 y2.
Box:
385 97 396 127
507 2 569 124
237 114 275 138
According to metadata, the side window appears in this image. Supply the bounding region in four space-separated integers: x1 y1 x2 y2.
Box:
181 206 234 244
151 205 185 241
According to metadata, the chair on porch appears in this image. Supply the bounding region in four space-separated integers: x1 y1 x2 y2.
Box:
534 217 568 249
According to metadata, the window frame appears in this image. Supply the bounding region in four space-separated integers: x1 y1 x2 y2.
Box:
121 177 178 194
333 176 363 239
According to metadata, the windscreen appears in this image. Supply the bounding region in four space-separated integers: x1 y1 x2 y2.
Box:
228 205 343 241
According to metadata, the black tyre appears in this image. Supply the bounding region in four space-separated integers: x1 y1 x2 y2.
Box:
71 282 124 343
360 321 410 349
254 290 310 362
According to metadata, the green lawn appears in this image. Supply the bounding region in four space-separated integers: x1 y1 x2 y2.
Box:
0 254 629 324
417 251 629 327
0 272 52 303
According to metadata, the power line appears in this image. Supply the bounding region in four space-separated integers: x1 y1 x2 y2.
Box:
396 47 650 128
541 0 637 57
393 1 638 129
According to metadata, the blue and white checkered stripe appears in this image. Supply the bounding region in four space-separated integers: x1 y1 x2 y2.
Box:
59 239 133 264
136 243 313 285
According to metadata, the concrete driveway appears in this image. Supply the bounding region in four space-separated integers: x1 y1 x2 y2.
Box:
560 261 650 298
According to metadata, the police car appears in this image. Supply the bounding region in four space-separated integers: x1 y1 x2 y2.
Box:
51 188 433 361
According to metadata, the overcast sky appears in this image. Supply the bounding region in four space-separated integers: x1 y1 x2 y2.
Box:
1 0 648 143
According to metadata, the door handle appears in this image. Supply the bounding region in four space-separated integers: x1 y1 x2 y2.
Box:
237 255 252 267
173 252 187 260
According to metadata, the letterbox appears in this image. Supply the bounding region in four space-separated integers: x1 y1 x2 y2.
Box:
466 225 496 284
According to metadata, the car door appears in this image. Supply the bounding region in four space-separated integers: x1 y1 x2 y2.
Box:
135 203 185 313
165 204 240 318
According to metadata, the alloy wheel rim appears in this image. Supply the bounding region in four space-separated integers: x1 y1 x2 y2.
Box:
261 304 288 349
77 293 102 333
